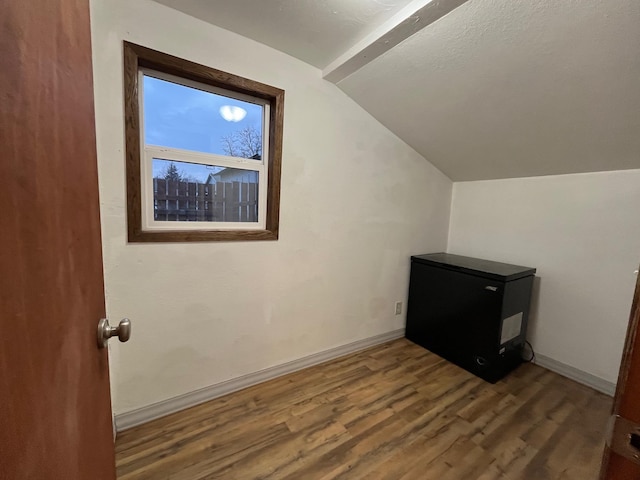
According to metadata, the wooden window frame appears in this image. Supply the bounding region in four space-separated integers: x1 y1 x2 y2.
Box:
123 41 284 242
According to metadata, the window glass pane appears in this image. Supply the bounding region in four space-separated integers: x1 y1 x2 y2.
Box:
152 159 259 223
143 75 264 159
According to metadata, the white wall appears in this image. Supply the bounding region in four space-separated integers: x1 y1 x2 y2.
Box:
90 0 452 415
448 170 640 383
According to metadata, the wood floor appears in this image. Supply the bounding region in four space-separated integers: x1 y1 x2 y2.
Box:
115 339 612 480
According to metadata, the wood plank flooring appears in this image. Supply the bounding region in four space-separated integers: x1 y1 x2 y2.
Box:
115 339 612 479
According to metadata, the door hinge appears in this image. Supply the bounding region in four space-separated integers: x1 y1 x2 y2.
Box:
606 415 640 465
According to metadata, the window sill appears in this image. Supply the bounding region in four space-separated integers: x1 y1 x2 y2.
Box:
128 228 279 243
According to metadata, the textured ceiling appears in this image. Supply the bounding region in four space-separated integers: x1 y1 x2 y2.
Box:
339 0 640 180
152 0 416 68
153 0 640 181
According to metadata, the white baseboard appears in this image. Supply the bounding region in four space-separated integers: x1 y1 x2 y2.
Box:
115 329 405 432
534 354 616 397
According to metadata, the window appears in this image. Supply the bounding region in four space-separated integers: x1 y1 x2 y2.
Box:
123 42 284 242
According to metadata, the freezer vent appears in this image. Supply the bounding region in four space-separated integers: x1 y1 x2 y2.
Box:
500 312 523 345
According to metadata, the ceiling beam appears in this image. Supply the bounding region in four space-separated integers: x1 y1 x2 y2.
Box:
322 0 470 84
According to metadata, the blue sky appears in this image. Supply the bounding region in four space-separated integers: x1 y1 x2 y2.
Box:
144 74 263 182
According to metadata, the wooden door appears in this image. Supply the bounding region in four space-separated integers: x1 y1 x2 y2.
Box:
0 0 117 478
601 272 640 479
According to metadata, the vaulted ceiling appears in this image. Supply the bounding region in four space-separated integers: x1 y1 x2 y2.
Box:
153 0 640 181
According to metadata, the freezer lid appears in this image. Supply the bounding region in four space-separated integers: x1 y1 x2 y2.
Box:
411 253 536 281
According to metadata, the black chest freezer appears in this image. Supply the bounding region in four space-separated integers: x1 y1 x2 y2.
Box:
406 253 536 383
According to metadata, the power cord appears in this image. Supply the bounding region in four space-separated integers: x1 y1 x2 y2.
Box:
524 341 535 363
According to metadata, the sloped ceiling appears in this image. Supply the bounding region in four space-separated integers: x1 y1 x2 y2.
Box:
152 0 417 67
339 0 640 180
152 0 640 181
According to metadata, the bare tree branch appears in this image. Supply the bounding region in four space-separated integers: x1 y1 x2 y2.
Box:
220 133 238 157
220 125 262 159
